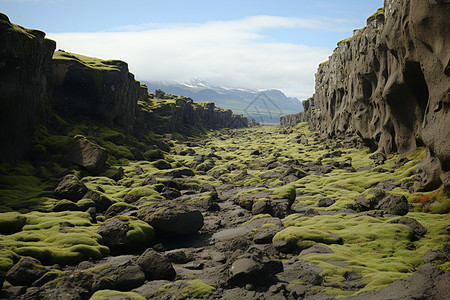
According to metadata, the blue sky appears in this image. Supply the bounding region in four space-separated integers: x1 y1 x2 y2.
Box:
1 0 383 99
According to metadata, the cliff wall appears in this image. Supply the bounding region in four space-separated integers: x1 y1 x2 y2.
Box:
289 0 449 192
0 15 249 162
0 13 55 161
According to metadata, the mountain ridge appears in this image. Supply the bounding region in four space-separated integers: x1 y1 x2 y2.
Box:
145 80 303 123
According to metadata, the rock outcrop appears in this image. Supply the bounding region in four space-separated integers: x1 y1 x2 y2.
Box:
0 13 55 161
285 0 450 192
51 51 147 135
0 16 250 163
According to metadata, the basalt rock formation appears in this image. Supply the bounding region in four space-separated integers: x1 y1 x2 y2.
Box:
0 15 249 163
283 0 450 193
0 13 56 162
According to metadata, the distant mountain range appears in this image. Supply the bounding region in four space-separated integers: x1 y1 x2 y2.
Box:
144 79 303 123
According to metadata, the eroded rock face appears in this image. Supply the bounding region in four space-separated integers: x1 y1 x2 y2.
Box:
65 136 108 173
287 1 450 190
0 13 56 161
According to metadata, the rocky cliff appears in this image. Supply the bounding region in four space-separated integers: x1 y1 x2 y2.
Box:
0 16 249 162
286 0 450 193
136 91 248 136
0 13 55 162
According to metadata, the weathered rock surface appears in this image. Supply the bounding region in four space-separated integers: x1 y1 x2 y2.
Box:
65 136 108 173
348 263 450 300
136 248 176 281
53 174 87 201
137 201 204 236
0 13 55 162
283 0 450 193
5 258 47 286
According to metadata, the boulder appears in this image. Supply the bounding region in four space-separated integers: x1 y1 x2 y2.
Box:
65 136 108 173
136 248 176 281
6 258 47 286
152 159 172 170
389 217 427 237
98 217 130 248
137 201 204 236
98 216 154 250
281 261 324 286
54 174 87 201
376 195 409 216
227 247 283 288
83 190 114 212
318 198 335 207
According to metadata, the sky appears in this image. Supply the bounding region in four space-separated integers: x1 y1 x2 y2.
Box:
1 0 383 99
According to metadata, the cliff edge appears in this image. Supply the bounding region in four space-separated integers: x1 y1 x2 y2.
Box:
287 0 450 193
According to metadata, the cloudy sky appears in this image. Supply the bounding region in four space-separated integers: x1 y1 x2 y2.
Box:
2 0 382 99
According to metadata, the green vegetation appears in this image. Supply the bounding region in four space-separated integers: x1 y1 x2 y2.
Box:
367 7 385 23
53 51 125 72
0 211 109 266
90 290 145 300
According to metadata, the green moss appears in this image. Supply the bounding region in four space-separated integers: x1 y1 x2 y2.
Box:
367 7 385 23
273 226 342 250
53 51 125 72
144 149 164 161
271 184 296 202
0 211 109 266
180 280 216 299
89 289 145 300
126 218 155 245
0 212 27 234
281 212 449 296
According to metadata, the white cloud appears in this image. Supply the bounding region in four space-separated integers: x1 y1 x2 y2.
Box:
47 16 334 99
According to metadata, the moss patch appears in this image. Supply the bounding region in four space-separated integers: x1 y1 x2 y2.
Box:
89 289 145 300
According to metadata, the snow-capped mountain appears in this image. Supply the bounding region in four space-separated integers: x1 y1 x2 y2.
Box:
144 80 303 123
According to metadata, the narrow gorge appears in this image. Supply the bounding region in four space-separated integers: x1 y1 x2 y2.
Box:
1 1 449 299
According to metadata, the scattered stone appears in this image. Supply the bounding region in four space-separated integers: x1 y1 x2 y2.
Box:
166 249 193 264
153 159 172 170
281 261 323 285
299 244 334 258
227 247 283 288
6 258 47 286
97 217 130 248
318 198 335 207
54 174 87 201
138 201 204 236
369 152 386 165
136 248 176 281
65 136 108 173
84 189 114 212
376 194 409 216
389 217 427 237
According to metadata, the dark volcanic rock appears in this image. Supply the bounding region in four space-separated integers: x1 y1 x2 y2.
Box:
136 248 176 281
6 258 47 286
54 174 87 201
389 216 427 237
227 247 283 288
285 0 450 185
0 13 55 162
137 201 204 236
348 263 450 300
65 136 108 173
97 217 130 248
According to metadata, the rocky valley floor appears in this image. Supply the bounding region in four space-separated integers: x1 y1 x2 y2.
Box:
0 124 449 300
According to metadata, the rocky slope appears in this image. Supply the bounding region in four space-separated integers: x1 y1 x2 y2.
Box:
0 14 249 163
1 124 448 299
282 0 450 194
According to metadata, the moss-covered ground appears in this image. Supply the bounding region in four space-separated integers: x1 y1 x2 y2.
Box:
0 122 448 299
